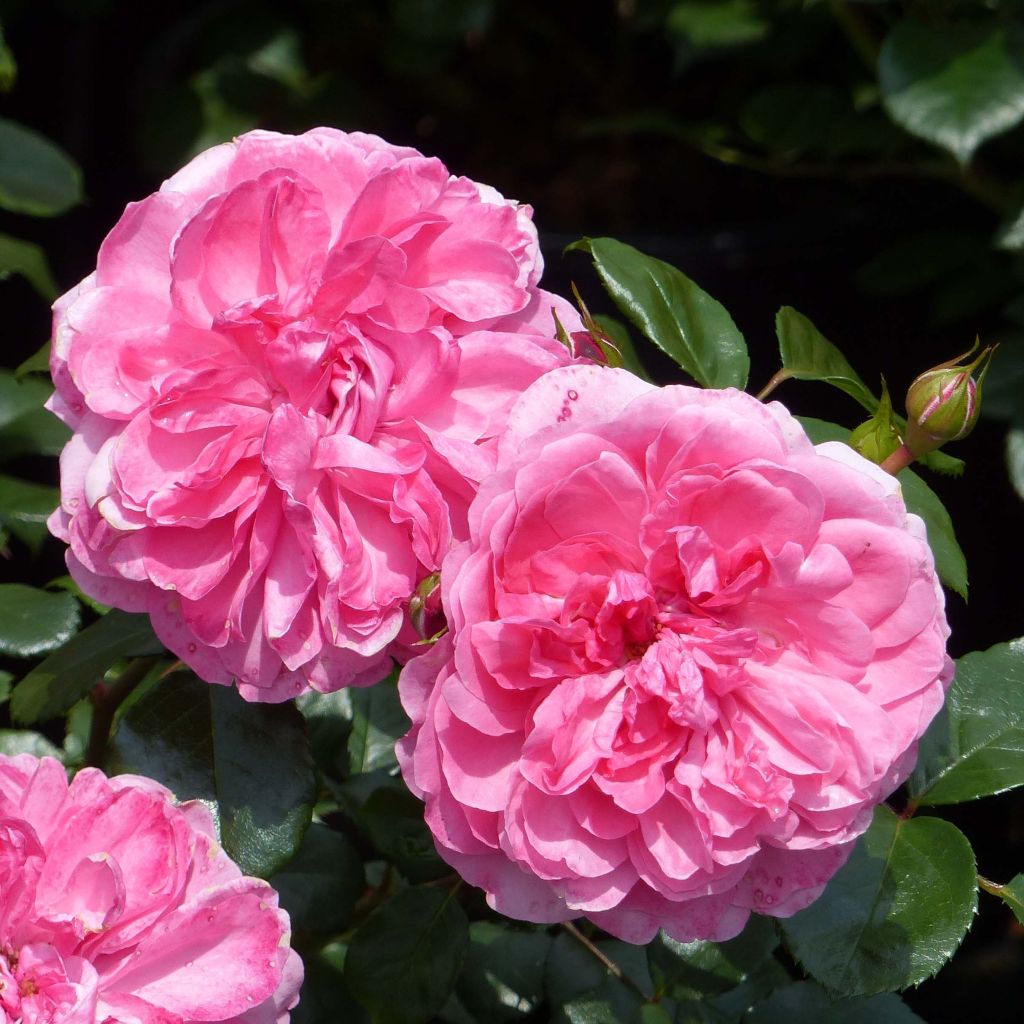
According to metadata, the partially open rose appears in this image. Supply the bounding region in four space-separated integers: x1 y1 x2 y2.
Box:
0 753 300 1023
399 365 951 942
49 128 578 701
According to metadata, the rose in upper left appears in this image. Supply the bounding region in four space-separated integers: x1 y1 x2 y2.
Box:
49 128 577 702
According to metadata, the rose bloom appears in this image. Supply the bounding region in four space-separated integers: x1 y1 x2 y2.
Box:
399 365 951 943
49 128 577 702
0 753 300 1023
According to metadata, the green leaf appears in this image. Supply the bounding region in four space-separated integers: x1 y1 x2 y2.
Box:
0 670 11 705
360 785 449 882
457 922 552 1023
666 1 769 50
896 468 968 600
568 237 749 390
592 314 650 381
647 916 778 999
0 27 17 92
0 370 69 460
0 233 57 300
293 941 370 1024
773 307 876 413
746 981 925 1022
0 474 56 555
269 822 364 933
109 672 315 877
11 610 159 724
780 805 977 996
347 671 408 774
15 340 51 378
991 874 1024 925
0 370 49 430
909 638 1024 805
0 584 80 659
0 729 63 759
879 18 1024 164
298 688 353 780
0 117 83 216
345 886 469 1024
848 380 901 465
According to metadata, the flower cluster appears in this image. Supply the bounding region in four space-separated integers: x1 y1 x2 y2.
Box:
398 366 951 942
49 128 576 702
0 753 300 1023
46 129 953 948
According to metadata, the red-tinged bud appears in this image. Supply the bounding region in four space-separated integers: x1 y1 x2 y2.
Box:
410 572 444 644
904 341 996 457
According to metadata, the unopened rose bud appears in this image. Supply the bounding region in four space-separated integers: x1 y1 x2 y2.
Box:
904 342 996 457
410 572 444 644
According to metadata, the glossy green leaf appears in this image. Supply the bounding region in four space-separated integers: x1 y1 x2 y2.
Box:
648 916 777 999
880 19 1024 164
0 117 83 216
708 956 790 1020
557 978 646 1024
0 233 58 300
0 671 11 705
773 307 876 413
269 822 364 933
746 981 925 1022
345 886 469 1024
781 805 977 996
293 941 370 1024
15 340 51 378
0 474 57 554
347 671 408 774
0 370 69 460
0 584 79 659
109 672 315 878
297 688 353 780
11 610 158 724
568 237 749 389
896 468 968 600
0 729 63 759
796 418 968 598
456 922 552 1023
992 874 1024 925
909 638 1024 805
0 370 49 430
360 785 449 882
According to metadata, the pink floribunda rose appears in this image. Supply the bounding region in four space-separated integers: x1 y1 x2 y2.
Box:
0 753 301 1023
399 365 952 943
49 128 578 702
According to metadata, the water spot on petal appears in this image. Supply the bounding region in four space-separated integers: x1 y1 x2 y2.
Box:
568 389 579 401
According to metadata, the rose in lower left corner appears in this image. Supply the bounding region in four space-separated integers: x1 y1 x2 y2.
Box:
0 753 301 1023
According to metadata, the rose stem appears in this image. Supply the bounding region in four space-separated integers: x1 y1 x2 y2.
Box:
562 921 650 1000
85 656 159 768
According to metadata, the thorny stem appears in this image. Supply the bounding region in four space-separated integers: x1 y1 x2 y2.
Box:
562 921 649 1001
880 442 915 476
85 656 158 769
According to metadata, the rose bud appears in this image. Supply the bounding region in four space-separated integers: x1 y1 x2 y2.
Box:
904 341 996 457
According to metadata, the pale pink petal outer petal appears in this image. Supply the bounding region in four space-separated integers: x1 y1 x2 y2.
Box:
399 375 951 943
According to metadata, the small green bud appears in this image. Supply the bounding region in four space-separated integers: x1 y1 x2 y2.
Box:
904 341 996 457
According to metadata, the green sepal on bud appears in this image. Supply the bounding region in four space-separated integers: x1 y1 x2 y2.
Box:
552 284 627 367
904 340 996 458
409 572 445 646
850 379 902 465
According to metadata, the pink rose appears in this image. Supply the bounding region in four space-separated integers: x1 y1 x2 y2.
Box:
49 128 578 702
0 753 301 1023
398 365 952 943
